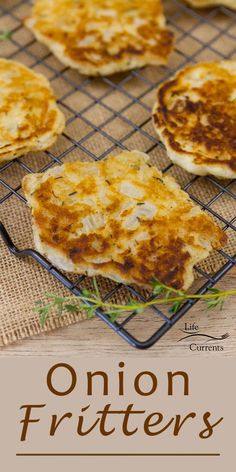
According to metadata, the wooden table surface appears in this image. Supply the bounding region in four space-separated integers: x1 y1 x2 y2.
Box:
1 267 235 357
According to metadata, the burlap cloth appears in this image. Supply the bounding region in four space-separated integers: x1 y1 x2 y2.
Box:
0 1 236 346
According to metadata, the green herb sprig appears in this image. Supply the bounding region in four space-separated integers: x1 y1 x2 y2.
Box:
0 31 12 40
34 277 236 328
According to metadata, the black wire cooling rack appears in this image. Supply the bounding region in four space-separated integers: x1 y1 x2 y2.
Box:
0 0 236 349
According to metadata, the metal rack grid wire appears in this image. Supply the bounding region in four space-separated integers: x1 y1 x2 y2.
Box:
0 0 236 349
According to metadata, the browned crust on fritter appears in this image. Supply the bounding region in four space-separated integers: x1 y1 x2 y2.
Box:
22 152 227 290
153 61 236 176
185 0 236 10
0 58 65 163
25 0 174 75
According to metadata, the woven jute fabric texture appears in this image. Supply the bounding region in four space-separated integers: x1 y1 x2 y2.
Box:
0 1 236 346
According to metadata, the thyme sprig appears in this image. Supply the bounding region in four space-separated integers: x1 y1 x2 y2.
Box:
34 277 236 327
0 31 12 40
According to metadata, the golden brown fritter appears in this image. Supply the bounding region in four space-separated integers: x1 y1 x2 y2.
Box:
153 61 236 179
22 150 227 290
185 0 236 10
25 0 174 76
0 59 65 164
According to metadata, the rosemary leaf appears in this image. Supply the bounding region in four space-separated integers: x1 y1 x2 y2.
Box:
81 289 92 297
85 306 96 319
106 311 120 323
151 279 164 296
92 276 101 301
0 31 12 40
169 300 182 314
34 305 51 327
206 288 225 310
65 304 79 313
34 279 236 326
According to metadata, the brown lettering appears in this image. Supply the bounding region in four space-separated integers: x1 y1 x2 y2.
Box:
20 404 46 441
134 372 158 396
87 371 109 396
199 412 223 439
47 363 76 396
144 413 174 436
118 362 125 396
98 404 116 436
77 405 100 436
173 413 196 435
50 413 72 436
167 371 189 396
